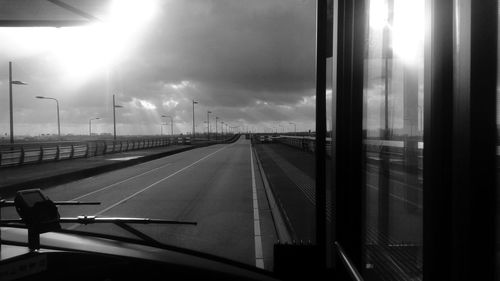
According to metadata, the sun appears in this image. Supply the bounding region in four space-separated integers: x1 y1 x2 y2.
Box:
50 0 159 82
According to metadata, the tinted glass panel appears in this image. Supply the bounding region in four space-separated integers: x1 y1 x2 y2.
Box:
363 0 424 280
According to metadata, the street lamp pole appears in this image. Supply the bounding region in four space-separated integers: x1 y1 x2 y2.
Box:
36 96 60 140
192 100 198 137
215 116 219 140
207 111 211 140
89 117 100 136
9 62 27 143
290 122 296 135
9 62 13 143
113 94 123 141
161 115 174 137
113 95 117 140
160 115 166 136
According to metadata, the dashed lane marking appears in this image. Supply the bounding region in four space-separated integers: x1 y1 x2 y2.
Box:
250 146 265 269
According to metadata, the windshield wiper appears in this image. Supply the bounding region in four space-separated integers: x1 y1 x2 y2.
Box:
0 189 197 251
2 216 197 246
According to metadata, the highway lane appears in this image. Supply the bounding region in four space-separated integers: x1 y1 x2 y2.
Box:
2 137 276 269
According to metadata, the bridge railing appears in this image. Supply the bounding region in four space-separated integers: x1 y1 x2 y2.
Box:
0 135 240 168
0 137 191 167
259 135 424 169
270 135 423 153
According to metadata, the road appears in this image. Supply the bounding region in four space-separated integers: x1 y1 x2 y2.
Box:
2 137 276 269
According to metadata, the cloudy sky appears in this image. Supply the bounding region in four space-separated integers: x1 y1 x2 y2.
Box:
0 0 322 137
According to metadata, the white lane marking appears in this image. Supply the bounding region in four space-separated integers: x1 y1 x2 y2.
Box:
67 143 235 230
71 147 205 201
70 163 172 201
106 156 142 161
250 146 265 269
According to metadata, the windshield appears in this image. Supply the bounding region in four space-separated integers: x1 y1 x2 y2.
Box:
0 0 323 271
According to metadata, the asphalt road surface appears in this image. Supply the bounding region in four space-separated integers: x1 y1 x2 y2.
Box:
2 137 276 269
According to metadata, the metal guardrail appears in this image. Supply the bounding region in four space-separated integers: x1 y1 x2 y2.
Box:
0 135 240 168
259 135 424 169
0 137 190 167
274 135 423 153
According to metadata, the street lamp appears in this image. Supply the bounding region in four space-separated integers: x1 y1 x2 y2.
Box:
89 117 100 136
160 122 168 135
289 122 296 135
161 114 174 137
36 96 60 140
113 94 123 140
278 124 284 133
192 100 198 137
215 116 219 140
203 121 208 134
9 62 28 143
207 111 212 140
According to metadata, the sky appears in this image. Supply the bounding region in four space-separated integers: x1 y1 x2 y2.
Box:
0 0 321 137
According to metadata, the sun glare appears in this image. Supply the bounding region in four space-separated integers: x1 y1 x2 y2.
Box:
392 0 425 64
368 0 425 65
369 0 388 30
50 0 158 82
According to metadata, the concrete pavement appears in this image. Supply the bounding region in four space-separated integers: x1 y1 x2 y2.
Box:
1 137 277 270
0 145 193 197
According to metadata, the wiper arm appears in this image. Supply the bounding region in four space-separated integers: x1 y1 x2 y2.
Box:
63 216 196 245
59 216 197 225
1 216 197 246
62 216 197 245
1 189 197 250
1 200 100 207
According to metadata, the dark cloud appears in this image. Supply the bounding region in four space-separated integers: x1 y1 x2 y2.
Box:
0 0 318 135
118 0 316 102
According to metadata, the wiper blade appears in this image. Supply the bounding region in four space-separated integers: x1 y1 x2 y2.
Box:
59 216 197 225
1 200 100 207
1 217 196 225
1 216 197 246
1 189 197 249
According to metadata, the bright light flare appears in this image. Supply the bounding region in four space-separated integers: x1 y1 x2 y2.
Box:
108 0 157 26
392 0 425 64
368 0 425 65
51 0 158 82
139 100 157 110
369 0 388 30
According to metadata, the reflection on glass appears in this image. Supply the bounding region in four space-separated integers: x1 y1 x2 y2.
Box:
363 0 424 280
497 1 500 279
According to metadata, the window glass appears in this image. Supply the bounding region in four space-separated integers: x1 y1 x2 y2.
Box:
497 2 500 279
363 0 424 280
0 0 318 271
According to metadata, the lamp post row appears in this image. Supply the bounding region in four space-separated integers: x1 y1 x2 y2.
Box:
191 100 232 140
8 63 240 143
